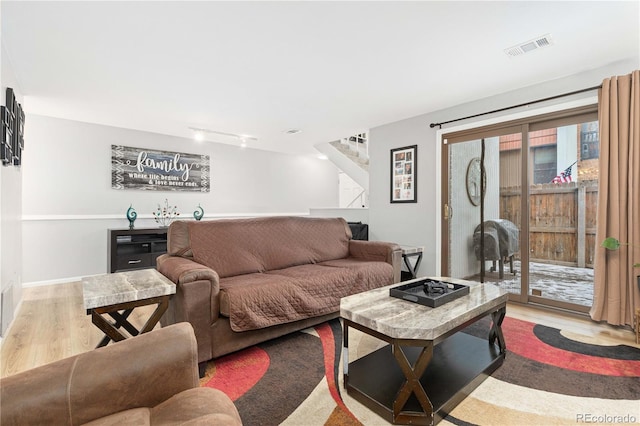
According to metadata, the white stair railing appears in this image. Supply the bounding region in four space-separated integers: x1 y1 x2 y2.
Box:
317 132 370 196
340 133 368 160
346 189 367 208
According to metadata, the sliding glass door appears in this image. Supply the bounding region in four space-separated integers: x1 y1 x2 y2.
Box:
526 116 599 311
441 106 598 312
442 126 525 301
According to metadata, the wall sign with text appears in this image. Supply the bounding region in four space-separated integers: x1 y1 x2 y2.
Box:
111 145 210 192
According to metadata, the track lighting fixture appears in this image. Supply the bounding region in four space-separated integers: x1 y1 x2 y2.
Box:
188 127 257 146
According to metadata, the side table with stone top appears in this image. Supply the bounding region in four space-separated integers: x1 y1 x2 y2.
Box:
400 245 425 280
82 269 176 348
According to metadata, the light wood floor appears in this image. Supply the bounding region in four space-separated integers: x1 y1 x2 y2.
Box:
0 281 158 378
1 281 638 378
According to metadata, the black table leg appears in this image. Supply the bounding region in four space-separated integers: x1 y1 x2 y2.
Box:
402 253 423 280
489 307 506 354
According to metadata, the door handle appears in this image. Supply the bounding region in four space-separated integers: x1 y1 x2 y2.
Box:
444 204 453 220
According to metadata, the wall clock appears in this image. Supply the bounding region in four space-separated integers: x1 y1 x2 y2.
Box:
465 157 485 206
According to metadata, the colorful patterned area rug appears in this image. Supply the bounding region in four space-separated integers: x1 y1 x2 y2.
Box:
200 317 640 426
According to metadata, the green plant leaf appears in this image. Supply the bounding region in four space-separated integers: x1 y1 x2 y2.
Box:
601 237 621 250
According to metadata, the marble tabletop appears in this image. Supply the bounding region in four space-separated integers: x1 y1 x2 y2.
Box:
82 269 176 310
399 245 424 255
340 276 508 341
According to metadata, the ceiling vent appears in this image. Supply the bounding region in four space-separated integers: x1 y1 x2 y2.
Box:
504 34 553 58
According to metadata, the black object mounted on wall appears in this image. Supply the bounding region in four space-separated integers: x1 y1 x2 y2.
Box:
1 87 25 167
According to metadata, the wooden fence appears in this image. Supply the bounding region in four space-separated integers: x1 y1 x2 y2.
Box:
500 181 598 268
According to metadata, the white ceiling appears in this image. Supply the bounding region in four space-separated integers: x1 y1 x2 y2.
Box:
2 1 639 156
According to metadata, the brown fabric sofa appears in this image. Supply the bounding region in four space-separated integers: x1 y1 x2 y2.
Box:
157 216 401 366
0 323 242 426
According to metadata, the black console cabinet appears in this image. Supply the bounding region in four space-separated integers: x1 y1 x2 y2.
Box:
108 228 168 273
348 222 369 241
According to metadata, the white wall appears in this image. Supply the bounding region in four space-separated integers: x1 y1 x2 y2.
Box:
557 125 578 178
309 207 368 224
22 115 339 284
1 42 23 336
368 59 638 278
339 172 366 208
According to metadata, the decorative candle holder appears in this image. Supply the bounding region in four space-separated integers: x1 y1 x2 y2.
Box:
153 199 179 227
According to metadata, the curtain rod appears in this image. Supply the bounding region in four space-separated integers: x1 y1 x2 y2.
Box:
429 84 602 129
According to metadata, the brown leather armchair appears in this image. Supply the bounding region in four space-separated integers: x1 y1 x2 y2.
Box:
0 323 242 425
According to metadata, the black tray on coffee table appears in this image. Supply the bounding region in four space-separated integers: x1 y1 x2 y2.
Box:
390 278 470 308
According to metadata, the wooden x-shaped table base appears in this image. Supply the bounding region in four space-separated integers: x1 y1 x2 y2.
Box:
88 295 170 348
343 304 507 425
392 341 434 424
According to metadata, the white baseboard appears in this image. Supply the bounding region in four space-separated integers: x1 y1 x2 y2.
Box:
22 275 98 288
0 297 23 344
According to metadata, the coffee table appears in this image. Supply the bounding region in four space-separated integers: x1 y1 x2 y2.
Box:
340 277 507 425
82 269 176 348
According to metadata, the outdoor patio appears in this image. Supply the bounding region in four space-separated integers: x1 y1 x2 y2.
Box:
473 261 594 307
